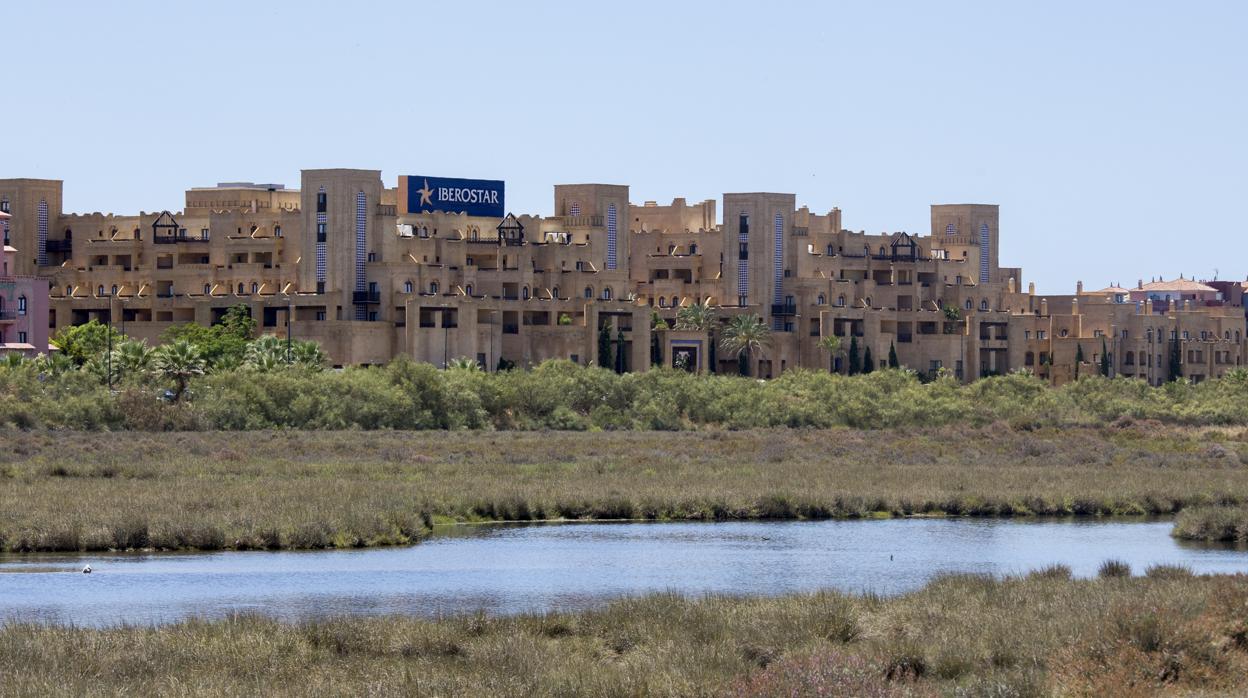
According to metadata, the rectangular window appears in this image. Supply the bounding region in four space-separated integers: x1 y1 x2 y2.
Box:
200 228 210 240
570 353 579 364
316 192 327 213
1037 330 1046 339
316 223 326 242
738 241 748 260
738 295 748 306
18 331 27 343
1024 330 1031 340
739 215 749 236
315 311 326 321
316 281 325 294
368 311 378 322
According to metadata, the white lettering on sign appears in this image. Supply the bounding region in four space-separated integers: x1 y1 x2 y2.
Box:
437 187 500 205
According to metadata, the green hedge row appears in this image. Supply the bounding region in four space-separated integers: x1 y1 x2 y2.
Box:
4 359 1248 431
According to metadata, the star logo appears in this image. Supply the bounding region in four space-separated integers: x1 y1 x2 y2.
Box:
416 179 435 208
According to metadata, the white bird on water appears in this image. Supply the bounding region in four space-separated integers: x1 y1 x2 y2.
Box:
82 565 92 574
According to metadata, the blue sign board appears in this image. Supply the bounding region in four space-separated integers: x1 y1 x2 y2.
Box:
405 175 505 217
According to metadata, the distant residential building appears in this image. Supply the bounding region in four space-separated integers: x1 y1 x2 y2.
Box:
0 172 1243 383
0 209 50 357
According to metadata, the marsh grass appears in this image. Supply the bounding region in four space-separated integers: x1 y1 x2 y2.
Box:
3 426 1248 551
2 574 1246 696
1173 505 1248 543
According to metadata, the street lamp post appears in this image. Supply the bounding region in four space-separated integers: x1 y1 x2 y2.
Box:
106 299 113 390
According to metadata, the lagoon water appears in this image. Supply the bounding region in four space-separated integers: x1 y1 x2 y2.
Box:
2 519 1246 627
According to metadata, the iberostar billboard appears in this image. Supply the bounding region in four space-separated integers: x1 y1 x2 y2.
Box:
402 175 505 217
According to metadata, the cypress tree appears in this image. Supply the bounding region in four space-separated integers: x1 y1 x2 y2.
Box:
888 341 899 369
1075 343 1084 379
597 324 612 369
1169 337 1183 381
848 336 861 375
863 346 875 374
616 328 626 373
1100 337 1110 377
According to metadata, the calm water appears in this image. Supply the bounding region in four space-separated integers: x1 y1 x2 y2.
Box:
1 519 1245 627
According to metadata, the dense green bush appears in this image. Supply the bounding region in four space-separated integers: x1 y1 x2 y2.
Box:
6 357 1248 431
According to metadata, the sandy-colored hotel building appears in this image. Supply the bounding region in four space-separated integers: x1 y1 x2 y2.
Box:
1 170 1244 384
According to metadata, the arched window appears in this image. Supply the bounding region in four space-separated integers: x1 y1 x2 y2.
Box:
668 244 676 255
251 282 258 295
470 227 479 241
601 287 613 301
575 261 584 271
836 295 845 307
584 286 593 299
1225 331 1231 340
420 226 429 238
429 281 439 295
551 286 559 299
1125 351 1135 365
1060 329 1069 338
238 283 245 295
670 296 679 307
97 285 105 297
965 298 973 310
659 297 668 308
864 297 872 307
689 244 698 255
204 284 211 295
826 244 834 256
980 299 989 311
817 294 825 305
110 285 117 296
403 281 413 294
522 286 530 300
17 296 26 315
66 286 72 297
465 284 474 296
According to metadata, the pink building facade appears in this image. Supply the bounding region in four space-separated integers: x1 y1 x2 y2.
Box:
0 210 50 356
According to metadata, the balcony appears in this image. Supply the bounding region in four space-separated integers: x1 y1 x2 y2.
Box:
46 239 72 253
154 233 208 244
0 310 16 322
771 303 797 317
353 290 381 304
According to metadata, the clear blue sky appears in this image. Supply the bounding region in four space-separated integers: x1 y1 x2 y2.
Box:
6 1 1245 293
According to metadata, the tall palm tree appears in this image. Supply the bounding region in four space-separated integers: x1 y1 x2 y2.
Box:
720 314 771 377
674 299 718 331
114 339 154 380
818 334 842 373
152 339 206 402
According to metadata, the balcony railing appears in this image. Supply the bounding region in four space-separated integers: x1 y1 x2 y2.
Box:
0 310 16 321
154 234 209 244
353 291 381 304
771 303 797 316
45 239 72 253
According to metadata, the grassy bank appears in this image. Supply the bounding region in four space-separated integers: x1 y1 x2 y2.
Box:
7 359 1248 432
3 426 1248 552
3 572 1247 696
1173 505 1248 543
